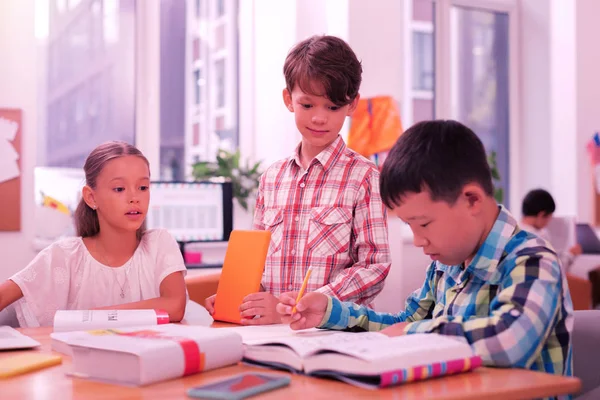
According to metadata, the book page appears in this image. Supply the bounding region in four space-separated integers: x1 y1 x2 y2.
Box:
246 330 387 358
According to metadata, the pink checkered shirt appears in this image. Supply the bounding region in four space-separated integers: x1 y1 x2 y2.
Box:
253 136 391 305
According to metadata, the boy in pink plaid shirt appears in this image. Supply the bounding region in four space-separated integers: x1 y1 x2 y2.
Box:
206 35 391 324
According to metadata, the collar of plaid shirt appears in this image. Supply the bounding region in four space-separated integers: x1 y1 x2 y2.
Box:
290 135 345 172
434 205 538 283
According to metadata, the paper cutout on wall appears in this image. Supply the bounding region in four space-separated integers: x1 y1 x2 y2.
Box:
0 116 20 183
347 96 403 163
0 109 22 231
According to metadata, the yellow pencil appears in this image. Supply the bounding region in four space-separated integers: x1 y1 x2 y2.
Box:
292 267 312 314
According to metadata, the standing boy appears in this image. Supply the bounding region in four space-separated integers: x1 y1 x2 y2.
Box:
207 36 391 324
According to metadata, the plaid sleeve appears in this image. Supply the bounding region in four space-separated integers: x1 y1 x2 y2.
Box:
405 249 565 369
319 263 439 331
314 170 391 304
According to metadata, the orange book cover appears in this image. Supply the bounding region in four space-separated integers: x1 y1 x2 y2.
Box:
213 230 271 324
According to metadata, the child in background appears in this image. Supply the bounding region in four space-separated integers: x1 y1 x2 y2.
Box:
0 141 188 327
521 188 582 269
277 120 573 377
206 35 391 324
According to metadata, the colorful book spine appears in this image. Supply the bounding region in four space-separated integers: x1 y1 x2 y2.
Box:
379 355 483 387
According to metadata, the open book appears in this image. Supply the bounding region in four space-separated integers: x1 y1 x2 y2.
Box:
51 324 243 386
224 326 481 389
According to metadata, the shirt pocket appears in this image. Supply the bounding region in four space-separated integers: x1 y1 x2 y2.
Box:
263 208 284 255
307 206 353 256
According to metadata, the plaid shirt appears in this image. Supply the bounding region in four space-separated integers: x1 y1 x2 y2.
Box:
319 206 573 378
254 136 391 305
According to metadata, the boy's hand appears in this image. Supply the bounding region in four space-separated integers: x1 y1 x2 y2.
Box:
204 294 216 315
380 322 410 337
276 292 328 330
569 243 583 256
239 292 281 325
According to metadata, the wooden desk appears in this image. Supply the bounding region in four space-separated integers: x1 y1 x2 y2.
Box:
1 326 581 400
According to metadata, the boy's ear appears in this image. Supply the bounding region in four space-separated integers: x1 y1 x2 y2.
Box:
282 88 293 112
346 93 361 116
461 183 485 213
82 186 96 210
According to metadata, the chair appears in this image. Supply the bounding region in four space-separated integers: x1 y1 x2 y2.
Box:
568 274 593 310
0 304 19 327
185 272 221 306
573 310 600 398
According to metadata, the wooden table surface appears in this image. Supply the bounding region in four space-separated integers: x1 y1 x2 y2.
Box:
0 325 581 400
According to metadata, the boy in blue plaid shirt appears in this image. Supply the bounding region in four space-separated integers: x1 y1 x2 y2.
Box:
277 120 573 377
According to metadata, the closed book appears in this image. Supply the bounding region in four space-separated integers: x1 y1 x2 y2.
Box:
52 324 243 386
53 309 170 333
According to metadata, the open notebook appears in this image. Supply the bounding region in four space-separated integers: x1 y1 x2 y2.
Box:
221 325 481 389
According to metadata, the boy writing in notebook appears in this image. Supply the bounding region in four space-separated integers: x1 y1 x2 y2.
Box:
277 120 573 376
206 35 391 324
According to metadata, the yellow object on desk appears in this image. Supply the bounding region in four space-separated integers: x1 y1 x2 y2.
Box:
0 353 62 378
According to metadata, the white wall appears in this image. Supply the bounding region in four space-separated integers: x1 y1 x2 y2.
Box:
549 0 577 217
518 0 552 198
246 0 299 167
0 0 38 281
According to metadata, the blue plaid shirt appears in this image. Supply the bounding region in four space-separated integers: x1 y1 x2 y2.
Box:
319 206 573 378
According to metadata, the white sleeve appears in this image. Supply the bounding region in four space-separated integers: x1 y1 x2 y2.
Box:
154 230 188 290
9 243 75 327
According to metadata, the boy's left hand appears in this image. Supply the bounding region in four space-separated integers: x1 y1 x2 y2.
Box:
239 292 281 325
380 322 410 337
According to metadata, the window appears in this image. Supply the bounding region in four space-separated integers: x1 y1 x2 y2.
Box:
194 68 205 106
216 0 225 17
412 31 434 91
215 58 225 108
405 0 518 207
162 0 239 181
38 0 136 168
408 0 435 125
450 6 510 205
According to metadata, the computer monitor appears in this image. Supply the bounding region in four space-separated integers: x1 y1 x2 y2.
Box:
145 180 233 242
576 223 600 254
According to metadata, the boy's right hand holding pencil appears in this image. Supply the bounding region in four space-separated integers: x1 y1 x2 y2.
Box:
276 266 329 330
276 291 329 330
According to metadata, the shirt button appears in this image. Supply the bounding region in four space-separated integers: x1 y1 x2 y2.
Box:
288 285 293 290
291 249 296 255
299 183 305 188
294 216 299 222
510 309 521 317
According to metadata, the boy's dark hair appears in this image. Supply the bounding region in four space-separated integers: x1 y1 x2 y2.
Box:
380 120 494 208
521 189 556 217
283 35 362 106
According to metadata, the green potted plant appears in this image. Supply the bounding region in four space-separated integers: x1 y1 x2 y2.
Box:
487 150 504 204
191 149 263 211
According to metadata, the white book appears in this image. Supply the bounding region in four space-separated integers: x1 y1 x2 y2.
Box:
0 326 40 350
53 324 243 386
53 309 170 333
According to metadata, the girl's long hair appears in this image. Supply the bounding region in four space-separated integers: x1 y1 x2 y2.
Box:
74 141 149 240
